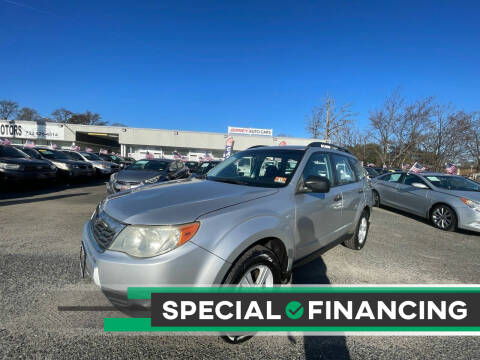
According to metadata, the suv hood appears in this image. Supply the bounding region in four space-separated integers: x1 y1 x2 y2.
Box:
103 178 277 225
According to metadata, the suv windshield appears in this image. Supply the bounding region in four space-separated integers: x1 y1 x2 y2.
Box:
425 175 480 192
37 148 70 160
0 145 28 158
207 149 304 187
16 147 42 159
127 160 169 171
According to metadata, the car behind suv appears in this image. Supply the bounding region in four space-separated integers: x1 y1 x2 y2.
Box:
81 143 372 306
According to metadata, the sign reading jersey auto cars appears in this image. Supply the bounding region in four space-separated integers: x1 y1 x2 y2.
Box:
0 121 64 140
228 126 273 136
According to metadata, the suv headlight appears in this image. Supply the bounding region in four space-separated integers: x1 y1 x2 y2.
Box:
143 175 161 184
0 162 21 170
461 197 480 212
109 222 200 258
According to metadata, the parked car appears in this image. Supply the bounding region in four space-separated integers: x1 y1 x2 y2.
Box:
371 171 480 232
184 161 199 172
62 151 120 176
364 166 379 178
0 145 57 183
35 147 94 179
81 143 372 316
97 153 133 169
191 160 221 178
107 158 190 194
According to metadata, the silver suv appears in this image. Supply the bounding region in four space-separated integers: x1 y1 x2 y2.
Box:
81 143 372 306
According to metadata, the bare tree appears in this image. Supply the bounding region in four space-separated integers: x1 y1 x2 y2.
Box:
305 93 355 141
422 106 471 171
464 112 480 171
0 100 19 120
17 107 42 121
51 108 74 123
369 90 434 167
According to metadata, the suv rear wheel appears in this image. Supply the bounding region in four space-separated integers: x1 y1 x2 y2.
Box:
221 245 282 344
343 209 370 250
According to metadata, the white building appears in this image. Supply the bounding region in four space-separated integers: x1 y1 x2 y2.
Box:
0 119 317 160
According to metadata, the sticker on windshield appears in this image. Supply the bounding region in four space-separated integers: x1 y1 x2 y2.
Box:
274 176 287 184
426 176 440 182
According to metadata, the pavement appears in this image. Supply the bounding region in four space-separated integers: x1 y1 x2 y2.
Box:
1 182 479 359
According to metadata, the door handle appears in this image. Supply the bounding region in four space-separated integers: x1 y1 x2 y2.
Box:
333 194 342 202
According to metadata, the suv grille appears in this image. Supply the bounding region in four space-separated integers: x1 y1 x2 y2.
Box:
91 210 125 250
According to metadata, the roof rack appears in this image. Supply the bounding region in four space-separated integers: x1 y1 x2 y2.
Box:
247 145 267 149
307 141 351 154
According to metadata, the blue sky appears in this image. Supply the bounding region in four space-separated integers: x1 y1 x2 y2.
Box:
1 0 479 137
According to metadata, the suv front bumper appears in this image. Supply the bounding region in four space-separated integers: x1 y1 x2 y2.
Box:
81 221 229 306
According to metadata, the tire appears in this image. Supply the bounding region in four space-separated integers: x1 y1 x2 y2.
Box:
343 209 370 250
430 204 457 232
221 245 282 344
372 190 380 207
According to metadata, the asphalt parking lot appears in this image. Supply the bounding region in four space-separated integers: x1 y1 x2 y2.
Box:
1 182 479 359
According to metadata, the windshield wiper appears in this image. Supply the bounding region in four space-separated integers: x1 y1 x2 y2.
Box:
208 177 249 185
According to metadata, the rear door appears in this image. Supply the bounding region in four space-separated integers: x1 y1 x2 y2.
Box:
394 173 431 216
331 154 364 231
294 152 343 260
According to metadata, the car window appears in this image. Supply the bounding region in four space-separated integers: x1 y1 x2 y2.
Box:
169 162 177 171
0 145 27 158
332 154 356 185
177 161 184 169
404 174 426 186
66 152 83 161
302 152 334 184
380 173 402 182
127 160 169 171
425 175 480 191
348 157 366 181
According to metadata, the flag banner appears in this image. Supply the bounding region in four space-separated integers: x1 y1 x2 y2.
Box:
279 141 287 146
145 151 154 160
224 136 234 159
1 138 11 145
50 143 58 149
409 162 426 173
85 147 93 153
24 140 35 148
173 151 182 160
446 163 457 175
70 144 80 151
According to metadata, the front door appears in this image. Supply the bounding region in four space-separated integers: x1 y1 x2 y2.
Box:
294 152 343 260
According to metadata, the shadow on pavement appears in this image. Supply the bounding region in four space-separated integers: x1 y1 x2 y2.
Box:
0 178 106 201
0 192 91 206
293 257 350 360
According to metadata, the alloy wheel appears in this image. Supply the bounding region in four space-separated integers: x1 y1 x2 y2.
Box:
432 206 453 229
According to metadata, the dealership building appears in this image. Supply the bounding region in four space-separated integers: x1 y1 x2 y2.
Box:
0 120 316 160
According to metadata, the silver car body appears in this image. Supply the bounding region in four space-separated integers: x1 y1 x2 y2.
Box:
81 146 372 304
371 172 480 232
66 151 119 174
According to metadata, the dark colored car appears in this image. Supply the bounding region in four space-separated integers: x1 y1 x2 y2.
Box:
191 160 221 178
184 161 199 172
35 147 94 179
364 166 379 178
107 158 190 194
0 145 57 182
97 153 133 169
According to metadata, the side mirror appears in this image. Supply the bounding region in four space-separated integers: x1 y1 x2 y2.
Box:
303 176 330 193
412 182 429 189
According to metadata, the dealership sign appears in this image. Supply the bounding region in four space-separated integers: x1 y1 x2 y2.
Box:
0 121 64 140
228 126 273 137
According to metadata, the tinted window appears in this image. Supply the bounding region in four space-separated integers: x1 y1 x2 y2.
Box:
65 152 83 161
404 174 426 186
176 161 184 169
302 152 334 184
16 147 42 159
0 145 27 158
80 152 101 160
380 173 403 182
332 154 356 185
